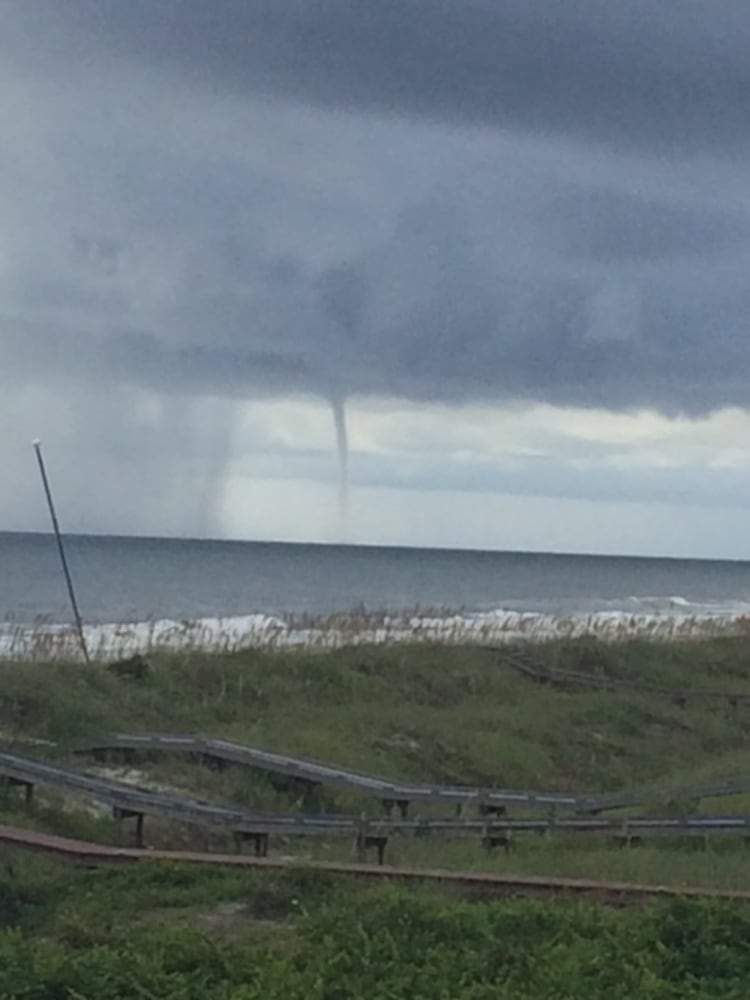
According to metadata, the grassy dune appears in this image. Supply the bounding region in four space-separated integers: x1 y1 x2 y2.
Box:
3 636 750 786
3 637 750 886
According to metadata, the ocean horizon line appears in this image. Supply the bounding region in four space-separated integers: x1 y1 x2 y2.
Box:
0 528 746 567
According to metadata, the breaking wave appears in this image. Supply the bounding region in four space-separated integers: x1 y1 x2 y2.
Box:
3 601 750 661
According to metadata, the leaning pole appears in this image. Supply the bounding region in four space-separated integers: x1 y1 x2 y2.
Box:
32 439 90 664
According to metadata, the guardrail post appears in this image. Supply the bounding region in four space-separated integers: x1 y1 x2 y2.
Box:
113 806 124 845
1 777 34 807
479 802 506 818
301 781 323 813
112 807 144 847
482 823 512 853
545 807 557 840
356 819 388 865
614 822 642 849
233 831 268 856
414 819 431 839
356 819 368 861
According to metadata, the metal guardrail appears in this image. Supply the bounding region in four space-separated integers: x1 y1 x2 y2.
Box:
5 750 750 865
582 774 750 813
495 647 750 707
0 750 355 838
78 732 750 820
82 733 599 813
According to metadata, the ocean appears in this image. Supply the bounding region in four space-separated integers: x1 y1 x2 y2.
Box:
3 531 750 658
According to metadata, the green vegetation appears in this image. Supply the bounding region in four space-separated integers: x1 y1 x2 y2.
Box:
3 638 750 994
4 636 750 790
4 637 750 875
2 856 750 998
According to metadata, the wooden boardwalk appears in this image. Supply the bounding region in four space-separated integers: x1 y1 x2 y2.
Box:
1 822 749 907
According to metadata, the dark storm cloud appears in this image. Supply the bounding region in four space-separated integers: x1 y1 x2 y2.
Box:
5 229 750 416
19 0 750 154
3 0 750 421
548 186 750 264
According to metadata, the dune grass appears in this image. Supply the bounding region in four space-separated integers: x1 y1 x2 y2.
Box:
4 636 750 886
3 637 750 790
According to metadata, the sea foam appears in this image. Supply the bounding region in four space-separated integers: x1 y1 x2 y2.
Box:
2 604 749 662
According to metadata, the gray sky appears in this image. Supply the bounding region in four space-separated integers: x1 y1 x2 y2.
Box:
3 1 750 557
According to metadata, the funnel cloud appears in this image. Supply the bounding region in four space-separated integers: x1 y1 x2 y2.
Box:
331 397 350 524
